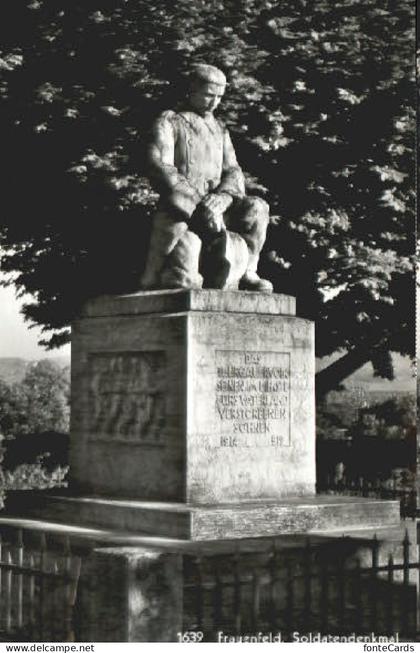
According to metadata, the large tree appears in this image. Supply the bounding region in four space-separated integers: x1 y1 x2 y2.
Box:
0 0 415 394
0 360 70 438
0 360 69 485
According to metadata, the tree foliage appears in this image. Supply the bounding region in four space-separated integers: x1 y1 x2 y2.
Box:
357 395 416 432
0 360 69 495
0 0 415 392
3 459 68 491
0 360 70 438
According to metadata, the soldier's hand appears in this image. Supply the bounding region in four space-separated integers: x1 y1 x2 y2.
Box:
201 192 232 215
199 193 232 233
201 206 224 233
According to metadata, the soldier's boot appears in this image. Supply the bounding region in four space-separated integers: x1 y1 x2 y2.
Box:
235 197 273 293
240 269 273 293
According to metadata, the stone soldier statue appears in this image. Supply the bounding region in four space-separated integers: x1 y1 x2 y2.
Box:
141 64 273 293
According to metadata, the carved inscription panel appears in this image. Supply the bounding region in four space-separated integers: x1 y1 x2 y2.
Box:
87 352 166 443
215 350 291 448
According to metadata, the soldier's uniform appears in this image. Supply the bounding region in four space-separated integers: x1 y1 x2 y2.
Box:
141 109 271 290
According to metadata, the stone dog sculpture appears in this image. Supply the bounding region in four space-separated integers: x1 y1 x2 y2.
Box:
141 64 273 293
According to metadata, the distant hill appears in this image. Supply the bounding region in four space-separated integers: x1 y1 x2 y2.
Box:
0 358 30 384
0 356 70 385
43 356 70 370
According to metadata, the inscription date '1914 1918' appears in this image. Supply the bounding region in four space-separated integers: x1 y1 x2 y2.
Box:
215 350 291 448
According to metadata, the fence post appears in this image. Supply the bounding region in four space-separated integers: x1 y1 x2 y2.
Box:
369 534 379 632
16 529 23 630
76 547 183 642
193 555 204 632
233 547 242 635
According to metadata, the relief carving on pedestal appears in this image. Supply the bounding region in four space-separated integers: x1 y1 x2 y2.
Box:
87 351 166 444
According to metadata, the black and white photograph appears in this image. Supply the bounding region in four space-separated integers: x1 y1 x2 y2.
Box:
0 0 417 645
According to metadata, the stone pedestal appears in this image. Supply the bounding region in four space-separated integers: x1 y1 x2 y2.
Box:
70 289 315 504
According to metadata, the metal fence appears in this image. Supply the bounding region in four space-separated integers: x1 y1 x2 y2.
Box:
0 525 418 642
0 528 81 642
183 531 419 642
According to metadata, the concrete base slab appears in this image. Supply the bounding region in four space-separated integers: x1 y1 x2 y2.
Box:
6 492 401 541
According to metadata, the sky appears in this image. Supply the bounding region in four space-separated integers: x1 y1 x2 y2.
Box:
0 284 70 360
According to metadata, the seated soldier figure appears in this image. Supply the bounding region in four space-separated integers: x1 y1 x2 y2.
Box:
141 63 273 293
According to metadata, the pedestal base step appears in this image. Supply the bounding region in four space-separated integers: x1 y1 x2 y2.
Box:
6 493 401 541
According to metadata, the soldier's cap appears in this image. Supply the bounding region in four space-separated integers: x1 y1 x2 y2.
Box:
189 64 227 88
